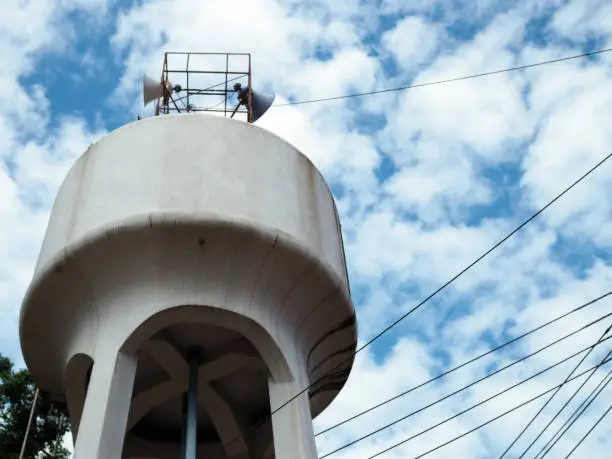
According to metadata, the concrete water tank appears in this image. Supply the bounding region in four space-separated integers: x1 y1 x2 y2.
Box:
19 114 357 459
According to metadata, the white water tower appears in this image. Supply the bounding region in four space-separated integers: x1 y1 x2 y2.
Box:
19 53 357 459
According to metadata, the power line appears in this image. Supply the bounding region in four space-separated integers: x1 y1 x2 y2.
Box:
205 74 244 91
275 48 612 107
499 321 612 458
319 330 612 458
539 366 612 457
528 349 612 458
539 365 612 458
565 400 612 458
366 355 612 459
270 150 612 426
225 150 612 450
203 97 230 111
18 388 39 459
315 291 612 437
172 74 244 105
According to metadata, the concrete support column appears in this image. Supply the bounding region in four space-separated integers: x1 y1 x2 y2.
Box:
73 349 137 459
268 377 317 459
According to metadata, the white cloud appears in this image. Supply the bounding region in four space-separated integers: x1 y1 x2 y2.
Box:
383 12 533 160
14 117 106 207
382 16 445 69
0 0 109 366
520 56 612 246
111 0 385 221
382 138 494 222
1 0 612 458
552 0 612 41
293 47 380 99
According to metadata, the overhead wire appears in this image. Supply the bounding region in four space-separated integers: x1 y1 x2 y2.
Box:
365 352 612 459
202 97 231 111
498 321 612 458
269 151 612 421
319 327 612 458
315 291 612 437
527 349 612 457
222 150 612 451
539 364 612 458
171 74 244 105
274 48 612 107
195 75 244 111
260 46 612 459
240 47 612 459
18 388 39 459
565 399 612 458
265 45 612 457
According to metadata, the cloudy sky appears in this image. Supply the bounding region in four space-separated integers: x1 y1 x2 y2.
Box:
1 0 612 457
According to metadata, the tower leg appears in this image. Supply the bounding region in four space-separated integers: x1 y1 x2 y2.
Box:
268 378 317 459
73 350 137 459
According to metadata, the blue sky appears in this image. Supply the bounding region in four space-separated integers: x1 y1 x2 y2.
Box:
1 0 612 458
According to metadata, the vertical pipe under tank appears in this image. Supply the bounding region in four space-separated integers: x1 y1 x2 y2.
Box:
183 348 199 459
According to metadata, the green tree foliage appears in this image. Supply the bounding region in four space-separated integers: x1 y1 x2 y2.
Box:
0 353 71 459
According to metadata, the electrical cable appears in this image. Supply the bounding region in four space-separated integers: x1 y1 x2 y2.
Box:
528 349 612 458
202 97 230 111
172 74 244 105
275 48 612 107
204 74 245 91
565 400 612 458
365 354 612 459
319 330 612 458
315 291 612 437
539 364 612 458
274 150 612 421
222 151 612 451
18 388 39 459
539 367 612 457
498 321 612 458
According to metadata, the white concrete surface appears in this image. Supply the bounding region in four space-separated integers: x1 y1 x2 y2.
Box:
19 114 357 458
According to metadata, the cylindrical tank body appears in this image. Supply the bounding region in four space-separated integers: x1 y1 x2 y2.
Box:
19 114 357 459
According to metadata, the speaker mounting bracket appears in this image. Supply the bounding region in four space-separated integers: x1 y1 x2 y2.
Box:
154 52 254 123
